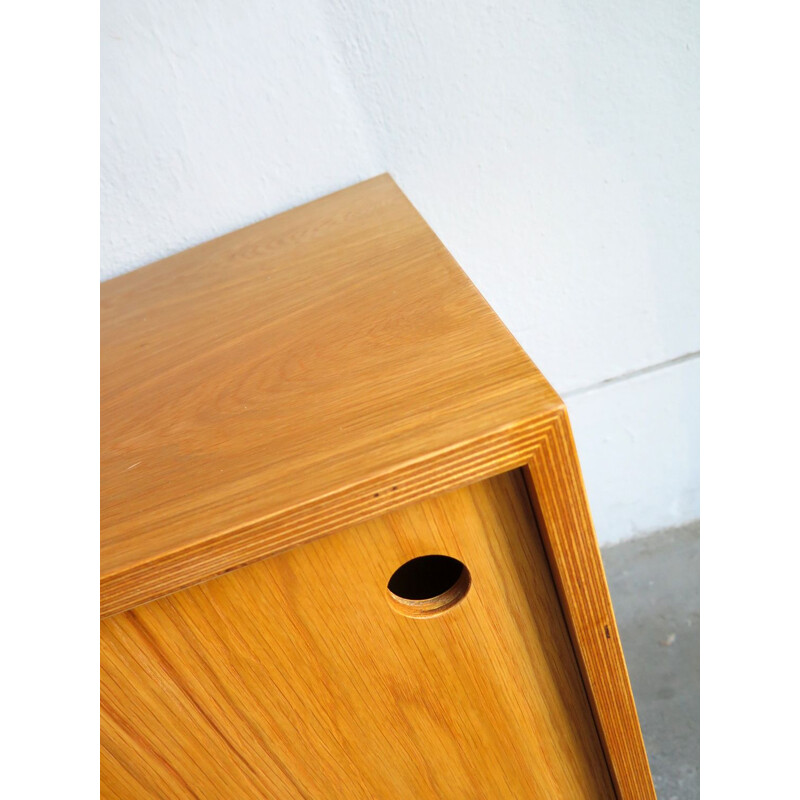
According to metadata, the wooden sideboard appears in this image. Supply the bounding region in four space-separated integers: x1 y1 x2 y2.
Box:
101 174 655 799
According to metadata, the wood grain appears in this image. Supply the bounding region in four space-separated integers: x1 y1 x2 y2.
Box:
101 470 616 799
101 174 560 617
523 409 657 800
101 174 655 797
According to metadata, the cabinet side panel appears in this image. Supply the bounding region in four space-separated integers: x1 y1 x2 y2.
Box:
101 470 616 799
523 409 656 800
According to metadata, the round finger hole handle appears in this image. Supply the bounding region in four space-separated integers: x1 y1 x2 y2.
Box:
387 555 471 618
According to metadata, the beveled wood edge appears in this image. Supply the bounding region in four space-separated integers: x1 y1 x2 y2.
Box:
101 411 560 618
522 407 656 800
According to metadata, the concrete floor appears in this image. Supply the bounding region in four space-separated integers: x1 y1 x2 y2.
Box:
601 522 699 800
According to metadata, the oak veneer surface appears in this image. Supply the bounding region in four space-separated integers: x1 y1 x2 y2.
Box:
101 470 616 800
101 174 560 617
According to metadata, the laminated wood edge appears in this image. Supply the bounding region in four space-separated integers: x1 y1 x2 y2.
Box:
101 413 559 618
522 407 656 800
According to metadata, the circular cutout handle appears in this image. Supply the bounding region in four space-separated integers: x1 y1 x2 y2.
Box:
387 555 470 618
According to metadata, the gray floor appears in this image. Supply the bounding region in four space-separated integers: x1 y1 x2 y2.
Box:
601 522 699 800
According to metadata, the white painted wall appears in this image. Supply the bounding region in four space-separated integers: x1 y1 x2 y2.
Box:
101 0 698 544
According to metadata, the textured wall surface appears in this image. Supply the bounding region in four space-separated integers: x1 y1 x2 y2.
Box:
101 0 698 544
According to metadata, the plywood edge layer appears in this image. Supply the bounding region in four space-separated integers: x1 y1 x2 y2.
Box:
523 407 657 800
101 410 562 618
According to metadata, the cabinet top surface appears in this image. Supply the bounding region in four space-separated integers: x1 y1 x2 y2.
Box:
101 174 560 615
